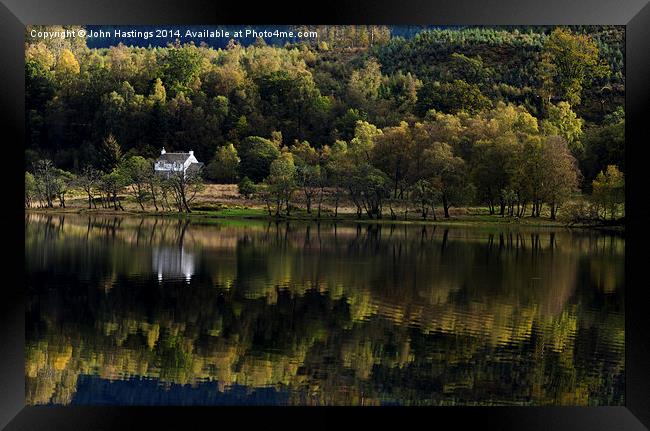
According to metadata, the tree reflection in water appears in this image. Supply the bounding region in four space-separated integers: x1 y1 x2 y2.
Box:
25 213 625 406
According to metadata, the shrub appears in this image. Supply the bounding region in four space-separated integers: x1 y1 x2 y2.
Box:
558 199 600 226
238 176 256 199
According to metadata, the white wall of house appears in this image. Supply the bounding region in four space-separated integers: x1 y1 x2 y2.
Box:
154 150 199 177
155 161 184 172
183 151 198 170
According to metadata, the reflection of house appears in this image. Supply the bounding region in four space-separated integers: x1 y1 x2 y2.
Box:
152 246 195 283
154 148 203 178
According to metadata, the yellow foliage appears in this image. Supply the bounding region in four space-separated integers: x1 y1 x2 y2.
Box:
56 49 80 75
147 324 160 349
52 345 73 371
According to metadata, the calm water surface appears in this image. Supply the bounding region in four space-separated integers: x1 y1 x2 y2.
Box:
25 213 625 405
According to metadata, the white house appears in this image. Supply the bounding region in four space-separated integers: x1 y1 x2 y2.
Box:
154 148 203 178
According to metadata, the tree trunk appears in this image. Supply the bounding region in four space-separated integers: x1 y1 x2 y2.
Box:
364 204 373 219
317 187 323 219
550 202 557 220
150 185 159 211
162 193 170 212
275 198 281 217
182 193 191 213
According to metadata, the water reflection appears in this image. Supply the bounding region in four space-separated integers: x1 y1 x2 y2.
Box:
153 247 195 283
25 213 625 406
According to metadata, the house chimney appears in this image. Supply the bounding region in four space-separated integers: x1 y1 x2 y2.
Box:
189 150 194 157
161 147 166 155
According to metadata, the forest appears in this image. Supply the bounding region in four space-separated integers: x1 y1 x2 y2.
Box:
24 25 625 224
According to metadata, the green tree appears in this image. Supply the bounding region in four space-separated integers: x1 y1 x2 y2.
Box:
349 121 382 163
410 178 441 220
98 134 123 173
347 163 391 219
257 70 329 142
290 141 321 214
581 109 624 187
33 159 56 208
416 80 491 116
372 121 412 199
539 27 609 106
238 176 256 199
444 53 494 86
207 143 240 183
385 71 422 118
25 172 37 208
325 140 349 218
161 46 202 96
516 136 546 217
470 138 519 215
422 143 472 218
52 168 75 208
540 102 584 154
592 165 624 220
149 78 167 104
100 169 128 210
266 152 297 216
333 109 367 142
348 58 384 106
76 166 101 209
539 136 581 219
167 166 205 213
238 136 281 182
119 156 152 210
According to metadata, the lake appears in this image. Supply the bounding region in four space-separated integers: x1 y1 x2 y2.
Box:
25 213 625 406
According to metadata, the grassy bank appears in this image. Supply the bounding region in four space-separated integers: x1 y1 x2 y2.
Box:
26 184 625 231
26 204 579 229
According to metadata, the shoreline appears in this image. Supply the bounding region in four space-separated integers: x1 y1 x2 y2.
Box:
24 206 625 233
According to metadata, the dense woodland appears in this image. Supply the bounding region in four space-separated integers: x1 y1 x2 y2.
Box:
25 25 625 222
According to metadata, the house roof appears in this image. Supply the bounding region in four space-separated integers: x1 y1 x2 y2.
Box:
157 153 192 164
186 162 204 175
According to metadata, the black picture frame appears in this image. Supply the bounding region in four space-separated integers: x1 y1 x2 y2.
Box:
2 0 649 429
